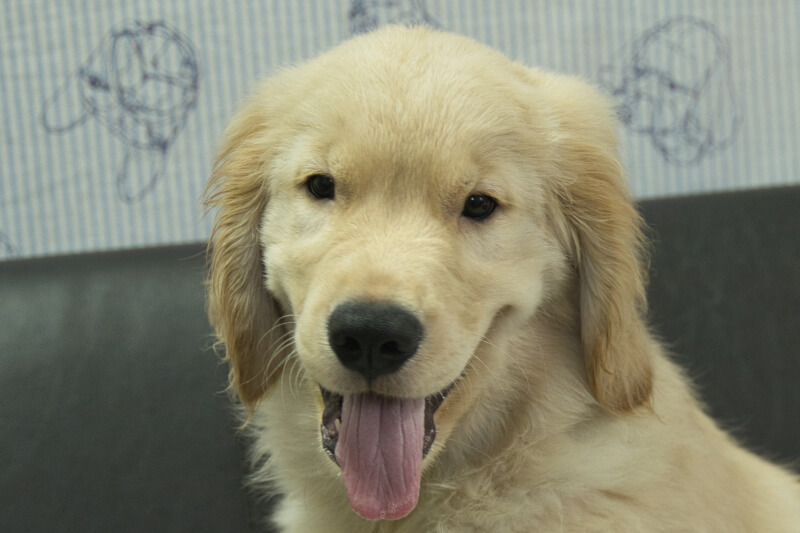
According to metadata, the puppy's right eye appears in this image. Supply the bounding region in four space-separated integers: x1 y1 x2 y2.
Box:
306 174 335 200
462 193 497 220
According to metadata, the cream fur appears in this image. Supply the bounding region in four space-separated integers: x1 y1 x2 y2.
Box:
205 26 800 532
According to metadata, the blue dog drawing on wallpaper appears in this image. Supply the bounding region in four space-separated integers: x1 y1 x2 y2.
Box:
349 0 439 34
599 17 740 166
41 21 199 203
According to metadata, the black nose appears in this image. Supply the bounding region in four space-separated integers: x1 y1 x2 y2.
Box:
327 301 423 380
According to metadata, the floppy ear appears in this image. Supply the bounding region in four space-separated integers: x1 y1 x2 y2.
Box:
542 74 654 413
205 99 287 411
560 164 653 414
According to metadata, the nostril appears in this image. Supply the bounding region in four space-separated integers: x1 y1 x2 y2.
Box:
332 335 361 358
379 340 405 359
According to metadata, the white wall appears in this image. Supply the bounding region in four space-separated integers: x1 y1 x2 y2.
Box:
2 0 798 259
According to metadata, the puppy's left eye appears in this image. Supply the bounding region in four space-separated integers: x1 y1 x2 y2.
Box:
306 174 336 200
462 194 497 220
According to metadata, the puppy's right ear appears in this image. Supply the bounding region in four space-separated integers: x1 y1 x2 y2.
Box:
205 100 286 411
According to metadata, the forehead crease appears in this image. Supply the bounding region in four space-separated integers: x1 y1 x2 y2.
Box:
331 141 461 208
331 97 506 173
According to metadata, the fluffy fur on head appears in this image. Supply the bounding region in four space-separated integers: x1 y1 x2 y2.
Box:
206 26 800 532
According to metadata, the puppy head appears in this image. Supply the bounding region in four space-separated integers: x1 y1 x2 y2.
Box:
206 26 654 520
205 26 651 437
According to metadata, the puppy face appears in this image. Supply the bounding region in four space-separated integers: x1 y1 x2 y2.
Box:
260 75 560 401
206 26 652 522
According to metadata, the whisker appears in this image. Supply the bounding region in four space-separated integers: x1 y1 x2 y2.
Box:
264 340 298 387
466 353 511 393
256 314 297 353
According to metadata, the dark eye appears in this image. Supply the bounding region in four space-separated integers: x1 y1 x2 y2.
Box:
462 194 497 220
306 174 335 200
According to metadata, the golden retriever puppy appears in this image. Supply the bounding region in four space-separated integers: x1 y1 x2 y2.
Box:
205 26 800 532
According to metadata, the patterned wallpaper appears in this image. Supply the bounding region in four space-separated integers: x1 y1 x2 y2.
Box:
2 0 799 260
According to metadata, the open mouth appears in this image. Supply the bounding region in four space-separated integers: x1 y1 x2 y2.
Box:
320 384 453 463
319 383 454 521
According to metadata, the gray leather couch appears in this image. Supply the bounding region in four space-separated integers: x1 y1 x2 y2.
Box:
2 186 799 532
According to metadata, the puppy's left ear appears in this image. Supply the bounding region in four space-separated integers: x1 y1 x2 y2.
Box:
561 162 653 414
534 72 654 413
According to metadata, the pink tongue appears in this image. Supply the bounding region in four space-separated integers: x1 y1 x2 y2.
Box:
336 393 425 521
